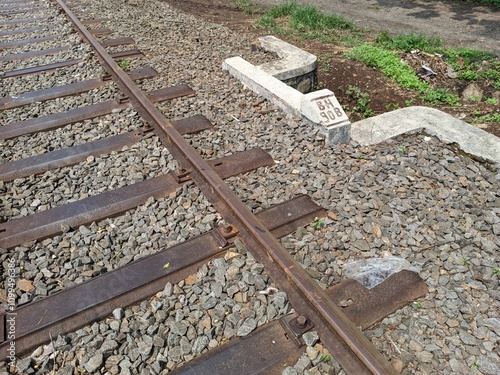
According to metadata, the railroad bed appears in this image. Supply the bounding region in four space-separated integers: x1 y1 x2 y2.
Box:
1 0 499 374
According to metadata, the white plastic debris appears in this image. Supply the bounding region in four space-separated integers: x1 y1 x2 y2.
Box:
259 287 279 295
420 64 436 77
343 256 410 289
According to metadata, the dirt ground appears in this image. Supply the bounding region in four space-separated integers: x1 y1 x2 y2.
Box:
161 0 500 137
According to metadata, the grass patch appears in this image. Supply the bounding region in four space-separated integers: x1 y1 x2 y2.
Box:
458 0 500 7
374 32 496 72
445 47 497 72
421 89 460 106
232 0 258 14
258 1 355 42
350 31 499 105
345 45 429 92
470 113 500 124
346 44 463 105
375 31 442 52
457 70 479 80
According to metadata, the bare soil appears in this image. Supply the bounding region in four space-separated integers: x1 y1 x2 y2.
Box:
162 0 500 137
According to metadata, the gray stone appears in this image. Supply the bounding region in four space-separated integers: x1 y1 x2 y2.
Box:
462 82 483 102
282 366 299 375
170 321 188 336
302 331 319 347
415 351 433 363
191 336 209 355
151 300 163 313
202 296 217 310
458 329 478 346
294 354 312 373
237 318 257 337
408 339 424 352
477 355 500 375
119 358 132 371
139 336 153 356
106 355 123 367
101 339 118 355
168 346 182 361
271 292 288 310
163 282 173 297
306 346 319 361
447 64 458 78
15 357 32 372
113 308 124 320
85 352 104 373
180 336 192 355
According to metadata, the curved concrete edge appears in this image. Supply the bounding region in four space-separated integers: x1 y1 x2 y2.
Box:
257 35 317 81
351 106 500 166
222 56 302 116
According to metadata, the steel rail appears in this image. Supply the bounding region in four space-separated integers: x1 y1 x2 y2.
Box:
54 0 398 373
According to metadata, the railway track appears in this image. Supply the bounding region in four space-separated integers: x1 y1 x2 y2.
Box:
0 0 431 373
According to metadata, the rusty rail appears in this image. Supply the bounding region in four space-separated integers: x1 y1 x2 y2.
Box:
0 1 427 372
52 0 398 373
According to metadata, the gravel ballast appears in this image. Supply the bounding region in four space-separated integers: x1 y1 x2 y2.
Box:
1 0 499 374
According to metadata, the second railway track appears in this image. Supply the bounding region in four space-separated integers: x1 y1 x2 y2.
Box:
1 0 499 374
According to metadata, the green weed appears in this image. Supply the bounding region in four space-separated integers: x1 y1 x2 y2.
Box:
493 268 500 276
457 70 479 80
461 258 472 265
318 53 333 74
265 1 297 18
258 15 278 28
291 4 354 30
340 33 364 47
233 0 255 14
479 68 500 81
398 145 408 155
234 0 252 7
421 89 460 106
385 103 401 111
258 1 354 42
346 85 374 118
320 353 331 362
118 60 130 71
311 217 325 230
470 113 500 124
468 0 499 5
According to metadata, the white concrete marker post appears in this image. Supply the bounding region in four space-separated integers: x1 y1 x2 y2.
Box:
301 89 351 144
223 37 352 145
